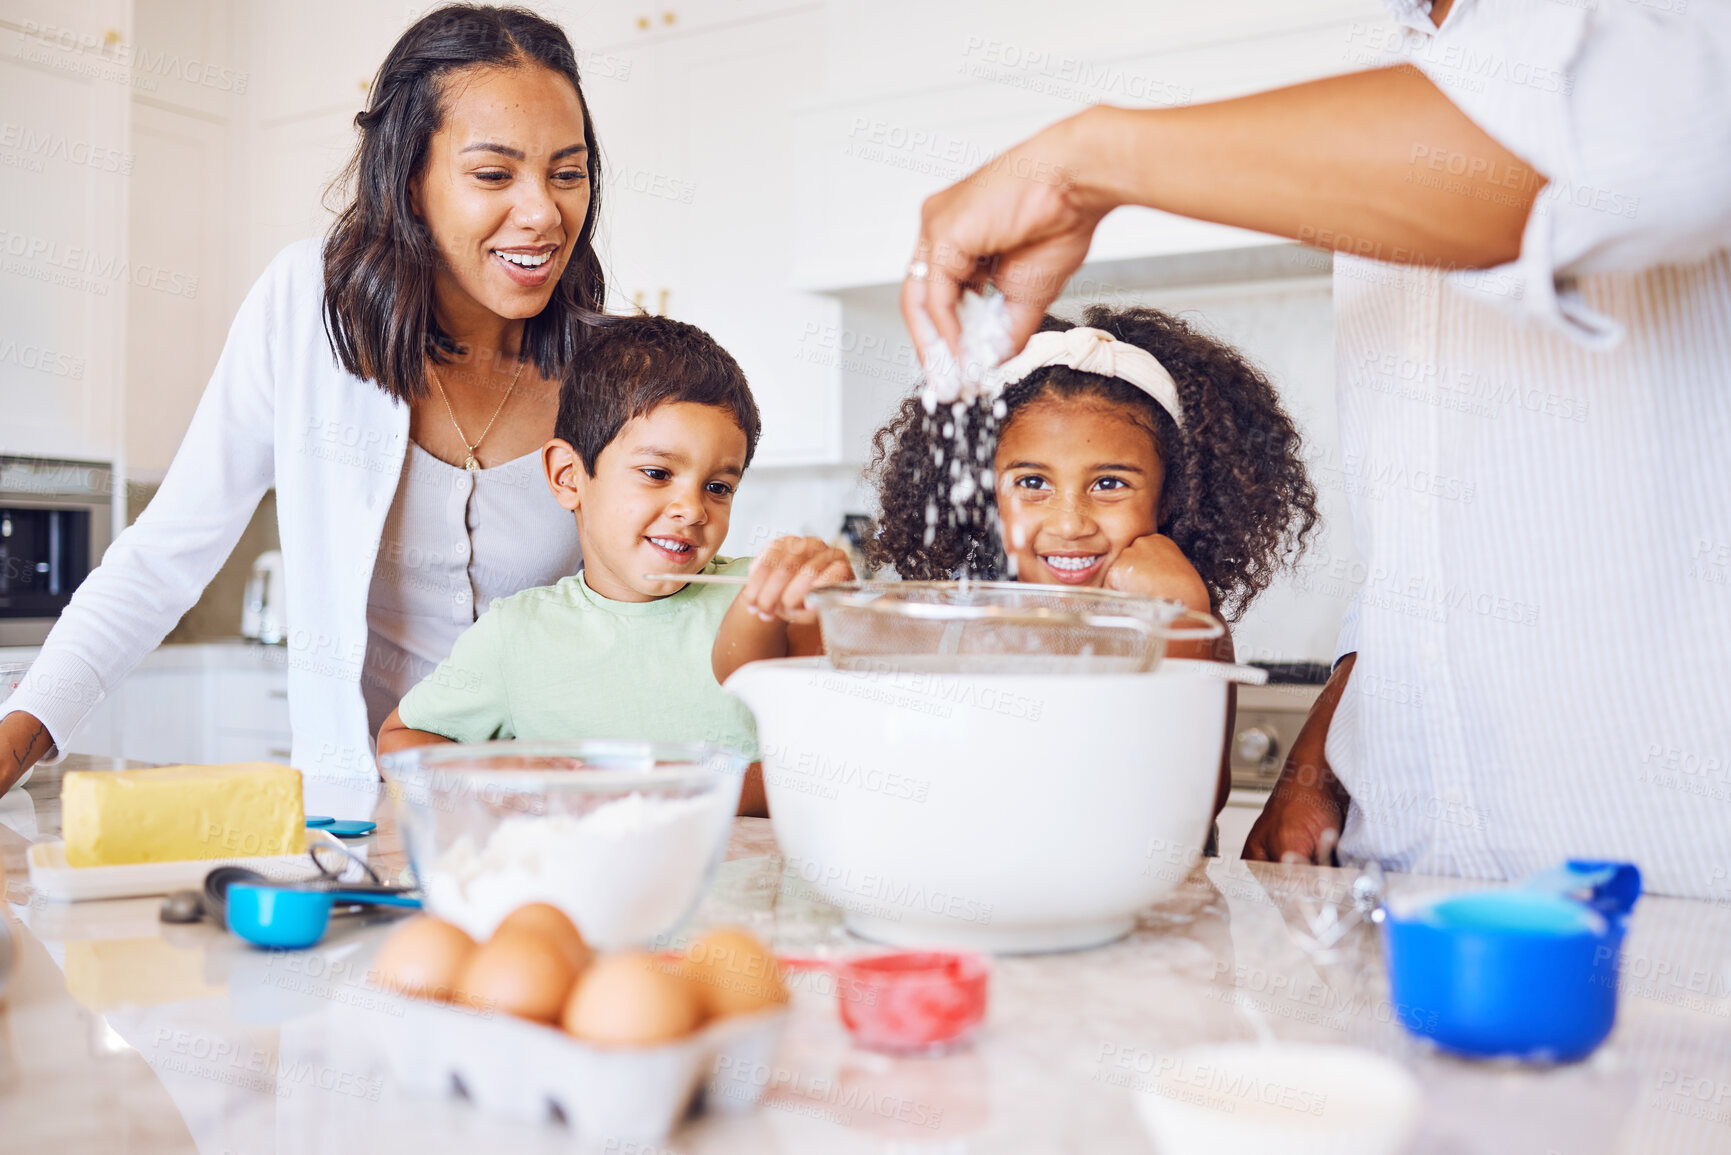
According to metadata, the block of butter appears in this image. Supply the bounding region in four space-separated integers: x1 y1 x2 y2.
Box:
61 762 306 867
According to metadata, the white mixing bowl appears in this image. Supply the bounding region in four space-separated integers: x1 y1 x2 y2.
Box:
724 657 1264 953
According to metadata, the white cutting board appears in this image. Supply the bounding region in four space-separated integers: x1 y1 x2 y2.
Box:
26 840 317 902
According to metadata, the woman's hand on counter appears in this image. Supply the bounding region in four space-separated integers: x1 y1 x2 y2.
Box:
0 711 54 794
1243 654 1355 864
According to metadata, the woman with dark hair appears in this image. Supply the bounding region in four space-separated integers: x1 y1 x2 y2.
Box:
0 5 606 814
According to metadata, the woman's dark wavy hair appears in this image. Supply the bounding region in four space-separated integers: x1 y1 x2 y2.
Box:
866 306 1320 621
322 4 604 401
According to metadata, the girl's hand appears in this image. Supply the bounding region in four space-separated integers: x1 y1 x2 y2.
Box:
741 537 855 625
1106 536 1218 660
1103 534 1208 609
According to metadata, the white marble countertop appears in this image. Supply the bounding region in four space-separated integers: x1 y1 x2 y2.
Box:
4 757 1730 1154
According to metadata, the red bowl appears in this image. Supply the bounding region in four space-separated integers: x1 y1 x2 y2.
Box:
835 951 989 1054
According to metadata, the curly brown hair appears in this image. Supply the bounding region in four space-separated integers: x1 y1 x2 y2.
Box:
865 305 1319 621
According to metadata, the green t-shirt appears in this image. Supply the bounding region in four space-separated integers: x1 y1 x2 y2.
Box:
396 556 758 759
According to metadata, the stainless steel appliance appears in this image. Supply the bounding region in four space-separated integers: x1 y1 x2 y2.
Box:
240 549 286 644
1229 664 1328 791
0 456 115 646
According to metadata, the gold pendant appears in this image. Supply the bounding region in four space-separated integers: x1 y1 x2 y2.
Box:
463 452 479 472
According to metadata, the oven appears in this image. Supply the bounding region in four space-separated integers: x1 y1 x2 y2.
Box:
0 456 114 646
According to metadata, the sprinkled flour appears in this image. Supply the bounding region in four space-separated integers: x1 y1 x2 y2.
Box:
917 287 1015 409
423 790 734 950
912 288 1018 574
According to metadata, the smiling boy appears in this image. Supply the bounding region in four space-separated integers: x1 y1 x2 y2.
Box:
375 315 848 813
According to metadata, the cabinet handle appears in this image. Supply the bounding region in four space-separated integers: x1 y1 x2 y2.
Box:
268 689 288 699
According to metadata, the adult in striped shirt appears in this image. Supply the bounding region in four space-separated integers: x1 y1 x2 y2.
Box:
901 0 1731 898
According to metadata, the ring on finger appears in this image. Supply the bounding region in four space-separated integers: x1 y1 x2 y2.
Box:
906 259 930 281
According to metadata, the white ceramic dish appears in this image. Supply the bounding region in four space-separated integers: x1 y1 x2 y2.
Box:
725 657 1265 953
1131 1043 1421 1155
378 992 788 1140
26 840 312 902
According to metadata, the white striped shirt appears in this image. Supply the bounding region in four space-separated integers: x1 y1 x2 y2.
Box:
1324 0 1731 898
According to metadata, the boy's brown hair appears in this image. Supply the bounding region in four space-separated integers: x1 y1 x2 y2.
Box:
557 314 761 473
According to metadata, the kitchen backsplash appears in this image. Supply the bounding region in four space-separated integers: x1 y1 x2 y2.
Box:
720 464 876 566
126 483 281 644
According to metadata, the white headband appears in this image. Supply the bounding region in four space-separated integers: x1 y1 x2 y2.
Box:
981 327 1184 428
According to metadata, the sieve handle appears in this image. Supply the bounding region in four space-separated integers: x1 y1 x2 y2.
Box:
1155 607 1225 641
1079 608 1224 642
642 572 749 585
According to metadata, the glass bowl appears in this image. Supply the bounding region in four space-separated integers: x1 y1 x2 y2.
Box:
378 740 748 950
807 581 1222 674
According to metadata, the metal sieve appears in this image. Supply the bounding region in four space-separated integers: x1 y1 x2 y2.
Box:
806 581 1223 674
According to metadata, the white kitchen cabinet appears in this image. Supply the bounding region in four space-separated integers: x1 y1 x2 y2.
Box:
0 2 131 464
207 730 293 764
105 665 206 763
815 0 1383 105
25 642 293 764
793 0 1386 291
1216 790 1267 861
120 0 252 478
243 0 404 125
557 0 816 48
125 102 231 478
585 7 844 466
231 0 381 294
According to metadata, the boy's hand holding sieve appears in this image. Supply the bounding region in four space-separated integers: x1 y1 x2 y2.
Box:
740 536 855 625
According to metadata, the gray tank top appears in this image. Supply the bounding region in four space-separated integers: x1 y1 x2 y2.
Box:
362 443 583 739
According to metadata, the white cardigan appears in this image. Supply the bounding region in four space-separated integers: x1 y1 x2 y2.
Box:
9 240 415 817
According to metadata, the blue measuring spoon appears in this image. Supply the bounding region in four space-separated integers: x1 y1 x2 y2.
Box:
225 882 421 949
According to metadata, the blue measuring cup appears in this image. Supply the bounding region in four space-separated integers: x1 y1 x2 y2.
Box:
225 882 422 949
1382 859 1641 1062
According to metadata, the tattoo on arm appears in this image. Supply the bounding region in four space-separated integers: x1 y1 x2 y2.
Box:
11 722 48 775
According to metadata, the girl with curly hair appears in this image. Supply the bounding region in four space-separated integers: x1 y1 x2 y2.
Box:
867 304 1320 822
869 304 1317 617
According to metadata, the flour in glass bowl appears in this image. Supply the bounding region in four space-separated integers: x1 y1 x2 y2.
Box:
422 790 734 950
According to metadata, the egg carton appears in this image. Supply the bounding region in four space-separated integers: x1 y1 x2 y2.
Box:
378 992 789 1141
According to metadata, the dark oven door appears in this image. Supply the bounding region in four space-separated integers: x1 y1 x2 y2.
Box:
0 505 94 621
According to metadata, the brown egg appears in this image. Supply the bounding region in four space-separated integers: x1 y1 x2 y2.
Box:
562 951 702 1045
679 927 789 1017
373 916 476 1002
456 930 581 1023
494 903 592 973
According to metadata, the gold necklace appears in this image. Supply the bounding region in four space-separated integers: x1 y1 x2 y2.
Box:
426 354 526 472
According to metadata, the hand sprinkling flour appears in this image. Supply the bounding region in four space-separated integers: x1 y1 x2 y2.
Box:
915 286 1015 409
907 286 1016 570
